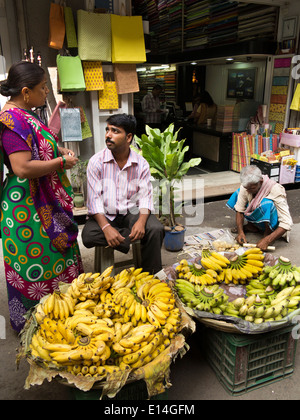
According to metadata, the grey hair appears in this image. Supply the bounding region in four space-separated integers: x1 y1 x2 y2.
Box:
240 165 263 187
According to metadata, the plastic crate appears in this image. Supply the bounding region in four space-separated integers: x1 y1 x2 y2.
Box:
202 325 297 395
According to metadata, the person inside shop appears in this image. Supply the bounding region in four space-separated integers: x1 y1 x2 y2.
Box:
194 90 217 125
186 95 202 122
81 113 164 274
0 61 83 332
227 165 293 251
141 84 164 129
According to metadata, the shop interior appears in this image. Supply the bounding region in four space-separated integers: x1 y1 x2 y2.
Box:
134 54 273 173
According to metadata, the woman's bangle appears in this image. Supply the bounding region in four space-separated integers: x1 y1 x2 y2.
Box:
59 157 64 169
102 223 110 231
62 155 66 168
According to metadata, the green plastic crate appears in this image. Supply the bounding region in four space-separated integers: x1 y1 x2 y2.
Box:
202 325 297 395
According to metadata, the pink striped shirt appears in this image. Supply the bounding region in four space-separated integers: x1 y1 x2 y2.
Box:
86 148 154 220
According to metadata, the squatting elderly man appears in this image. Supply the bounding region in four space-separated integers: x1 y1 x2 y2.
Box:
227 165 293 251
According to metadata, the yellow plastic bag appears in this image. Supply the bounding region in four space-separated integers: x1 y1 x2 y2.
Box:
111 14 146 64
82 61 104 91
290 84 300 111
98 77 119 110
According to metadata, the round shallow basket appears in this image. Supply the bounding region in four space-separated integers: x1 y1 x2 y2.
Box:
199 317 243 334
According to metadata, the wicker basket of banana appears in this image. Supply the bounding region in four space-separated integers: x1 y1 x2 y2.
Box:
17 266 195 399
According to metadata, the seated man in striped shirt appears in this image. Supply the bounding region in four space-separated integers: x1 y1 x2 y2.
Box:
82 113 164 274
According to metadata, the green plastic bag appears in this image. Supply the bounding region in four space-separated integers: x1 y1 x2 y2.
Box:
77 10 111 62
56 55 86 92
64 6 78 48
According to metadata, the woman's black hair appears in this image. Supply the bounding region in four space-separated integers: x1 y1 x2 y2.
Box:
0 61 45 98
199 90 215 106
106 113 137 137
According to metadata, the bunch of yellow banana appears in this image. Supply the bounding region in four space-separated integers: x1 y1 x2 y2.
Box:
112 324 166 369
93 291 117 319
67 267 113 302
112 286 147 326
136 278 176 328
38 316 76 346
175 259 220 286
200 249 231 272
110 267 150 293
46 335 111 366
41 291 75 321
67 363 123 379
224 248 264 285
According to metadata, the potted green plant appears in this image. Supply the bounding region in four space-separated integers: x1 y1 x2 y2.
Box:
133 124 201 251
70 157 88 208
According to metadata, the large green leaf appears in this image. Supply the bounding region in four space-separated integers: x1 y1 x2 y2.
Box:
166 153 179 179
176 158 202 178
142 143 165 175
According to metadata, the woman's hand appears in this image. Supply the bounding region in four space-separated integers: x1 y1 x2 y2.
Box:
58 146 75 157
58 146 78 169
62 154 79 170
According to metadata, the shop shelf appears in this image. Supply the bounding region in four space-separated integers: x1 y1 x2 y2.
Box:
201 325 297 395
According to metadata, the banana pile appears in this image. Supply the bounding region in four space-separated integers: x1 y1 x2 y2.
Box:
175 279 228 315
28 266 182 380
174 249 300 326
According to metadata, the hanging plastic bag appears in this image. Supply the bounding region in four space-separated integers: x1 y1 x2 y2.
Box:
60 108 83 142
64 6 78 48
111 14 146 64
98 76 119 110
56 55 86 92
48 2 66 50
113 64 140 94
82 61 104 91
77 10 111 62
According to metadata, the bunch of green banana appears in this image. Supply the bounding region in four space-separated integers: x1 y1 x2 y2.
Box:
262 256 300 289
175 279 228 314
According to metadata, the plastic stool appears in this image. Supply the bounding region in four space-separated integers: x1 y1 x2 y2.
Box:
94 240 142 274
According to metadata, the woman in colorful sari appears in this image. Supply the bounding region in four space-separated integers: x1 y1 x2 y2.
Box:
0 61 84 332
227 165 293 251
